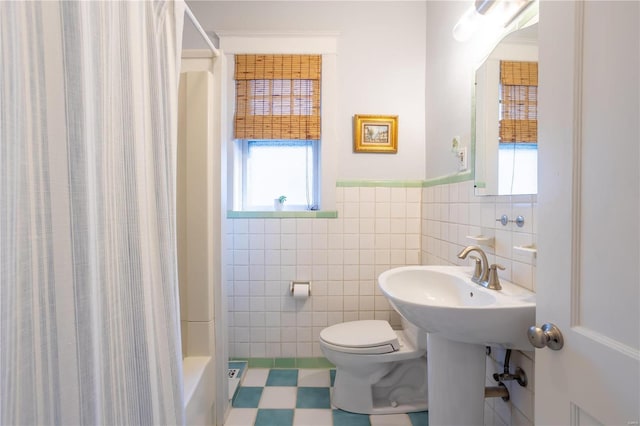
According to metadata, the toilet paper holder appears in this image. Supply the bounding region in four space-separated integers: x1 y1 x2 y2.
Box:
290 281 311 296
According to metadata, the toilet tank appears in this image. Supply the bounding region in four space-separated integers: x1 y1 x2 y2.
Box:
400 316 427 350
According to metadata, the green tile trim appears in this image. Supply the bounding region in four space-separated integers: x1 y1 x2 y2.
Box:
296 357 335 369
335 177 476 189
336 179 424 188
227 210 338 219
422 171 474 188
233 357 335 369
274 358 296 368
247 358 275 368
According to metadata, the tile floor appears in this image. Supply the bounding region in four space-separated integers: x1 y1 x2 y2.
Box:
224 367 428 426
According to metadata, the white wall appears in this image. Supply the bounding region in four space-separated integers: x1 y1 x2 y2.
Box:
184 1 427 181
425 1 515 179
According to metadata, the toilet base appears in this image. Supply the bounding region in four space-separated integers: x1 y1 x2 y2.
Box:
332 356 428 415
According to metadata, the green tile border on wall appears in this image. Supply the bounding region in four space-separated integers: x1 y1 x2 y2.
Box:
336 176 474 189
296 357 335 369
229 357 335 369
274 358 296 368
228 176 478 220
227 210 338 219
421 171 474 188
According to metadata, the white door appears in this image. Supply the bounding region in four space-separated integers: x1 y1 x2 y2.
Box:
536 1 639 425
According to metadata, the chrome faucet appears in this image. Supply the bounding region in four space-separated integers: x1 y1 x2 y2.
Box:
457 245 503 290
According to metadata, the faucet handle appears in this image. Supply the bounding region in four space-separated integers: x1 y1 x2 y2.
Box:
487 264 505 290
469 255 482 281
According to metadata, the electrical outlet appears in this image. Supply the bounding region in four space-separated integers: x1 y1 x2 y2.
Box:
457 147 468 171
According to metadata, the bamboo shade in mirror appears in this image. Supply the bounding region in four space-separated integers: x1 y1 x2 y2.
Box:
234 55 321 140
499 60 538 143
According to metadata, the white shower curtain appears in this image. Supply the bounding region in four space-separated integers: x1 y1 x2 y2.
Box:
0 1 186 424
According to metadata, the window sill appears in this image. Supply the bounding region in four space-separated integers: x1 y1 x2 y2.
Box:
227 210 338 219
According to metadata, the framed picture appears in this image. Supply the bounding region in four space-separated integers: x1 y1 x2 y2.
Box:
353 114 398 153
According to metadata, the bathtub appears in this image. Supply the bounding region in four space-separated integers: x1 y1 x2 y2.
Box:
183 356 215 425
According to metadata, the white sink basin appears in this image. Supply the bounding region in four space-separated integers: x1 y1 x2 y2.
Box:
378 265 535 350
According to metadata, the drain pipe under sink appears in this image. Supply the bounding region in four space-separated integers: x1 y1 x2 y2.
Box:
484 383 510 401
484 348 529 402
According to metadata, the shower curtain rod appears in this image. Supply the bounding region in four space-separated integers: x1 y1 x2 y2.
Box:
185 4 220 57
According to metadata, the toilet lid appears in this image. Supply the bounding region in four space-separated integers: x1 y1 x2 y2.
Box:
320 320 399 352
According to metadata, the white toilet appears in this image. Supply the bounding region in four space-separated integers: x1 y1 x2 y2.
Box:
319 317 428 415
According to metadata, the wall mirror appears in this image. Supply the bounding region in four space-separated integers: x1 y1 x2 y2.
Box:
474 22 538 196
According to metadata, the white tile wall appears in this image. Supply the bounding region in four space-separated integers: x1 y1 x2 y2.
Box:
226 186 423 359
421 181 537 292
421 180 537 426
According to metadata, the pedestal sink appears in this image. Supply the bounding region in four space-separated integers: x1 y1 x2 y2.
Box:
377 265 535 425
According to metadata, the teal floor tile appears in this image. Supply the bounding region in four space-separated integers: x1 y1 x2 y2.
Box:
408 410 429 426
296 387 331 408
330 369 336 387
232 386 263 408
254 408 294 426
332 409 371 426
266 369 298 386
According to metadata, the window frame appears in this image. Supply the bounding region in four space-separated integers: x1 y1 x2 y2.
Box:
219 32 339 213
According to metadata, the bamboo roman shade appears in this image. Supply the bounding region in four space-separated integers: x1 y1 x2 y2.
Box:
234 54 321 140
499 60 538 143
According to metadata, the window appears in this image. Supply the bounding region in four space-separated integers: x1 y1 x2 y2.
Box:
234 55 321 211
241 140 319 210
498 143 538 194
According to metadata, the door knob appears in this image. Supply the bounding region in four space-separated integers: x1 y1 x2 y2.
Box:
527 323 564 350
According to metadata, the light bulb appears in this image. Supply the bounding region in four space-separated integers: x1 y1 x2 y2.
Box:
452 5 486 42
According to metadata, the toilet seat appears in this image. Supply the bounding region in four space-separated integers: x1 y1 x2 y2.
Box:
319 320 400 354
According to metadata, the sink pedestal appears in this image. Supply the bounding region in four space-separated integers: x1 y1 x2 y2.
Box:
377 265 536 424
427 334 486 425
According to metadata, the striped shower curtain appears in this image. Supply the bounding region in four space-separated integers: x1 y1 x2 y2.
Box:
0 1 186 424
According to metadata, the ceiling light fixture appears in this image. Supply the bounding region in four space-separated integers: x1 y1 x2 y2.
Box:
452 0 532 42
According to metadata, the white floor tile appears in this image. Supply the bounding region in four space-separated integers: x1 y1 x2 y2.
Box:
370 413 412 426
224 408 258 426
259 386 298 409
329 388 337 409
228 378 240 401
241 368 270 387
293 408 334 426
297 369 331 387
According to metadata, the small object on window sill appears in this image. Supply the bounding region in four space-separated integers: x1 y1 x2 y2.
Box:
466 235 495 248
513 244 537 257
274 195 286 211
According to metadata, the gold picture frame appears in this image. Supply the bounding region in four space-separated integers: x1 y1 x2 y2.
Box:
353 114 398 153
